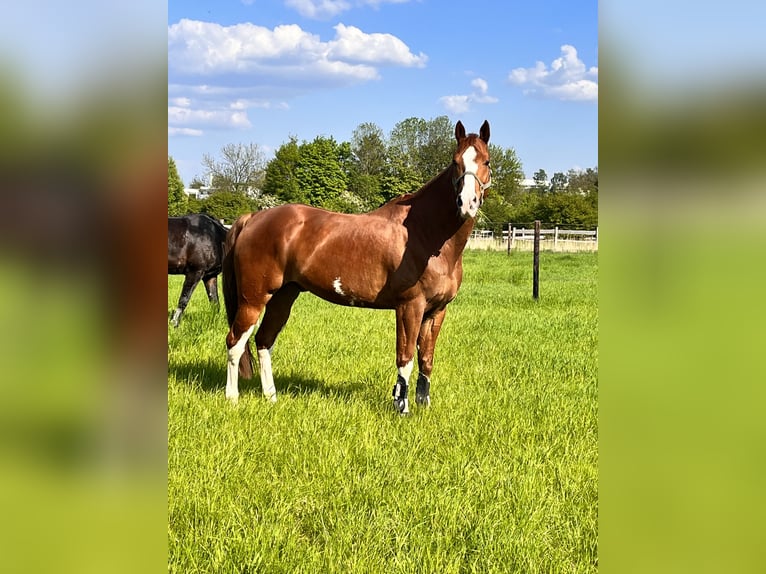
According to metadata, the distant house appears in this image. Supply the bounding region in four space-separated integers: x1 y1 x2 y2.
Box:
184 186 213 200
183 185 261 200
520 177 549 191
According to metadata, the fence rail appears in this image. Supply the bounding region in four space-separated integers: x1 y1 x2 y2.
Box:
467 226 598 252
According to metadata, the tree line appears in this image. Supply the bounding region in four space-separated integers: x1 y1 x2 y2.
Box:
168 115 597 230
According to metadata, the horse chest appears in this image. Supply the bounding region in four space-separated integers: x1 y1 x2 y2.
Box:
420 257 461 304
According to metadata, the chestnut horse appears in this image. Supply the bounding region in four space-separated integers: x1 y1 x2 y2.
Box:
222 120 491 414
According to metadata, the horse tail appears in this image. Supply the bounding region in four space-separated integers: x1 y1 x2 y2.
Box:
222 212 256 379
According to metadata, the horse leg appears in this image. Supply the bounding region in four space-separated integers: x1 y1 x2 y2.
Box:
415 307 447 407
225 303 263 404
254 284 301 402
392 302 426 415
203 275 219 307
171 270 204 327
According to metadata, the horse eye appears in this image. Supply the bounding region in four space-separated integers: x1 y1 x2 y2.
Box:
484 161 490 166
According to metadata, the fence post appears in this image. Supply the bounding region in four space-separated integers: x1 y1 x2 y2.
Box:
554 226 559 249
533 220 540 300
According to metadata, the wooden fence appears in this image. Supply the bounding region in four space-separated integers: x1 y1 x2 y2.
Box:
466 226 598 252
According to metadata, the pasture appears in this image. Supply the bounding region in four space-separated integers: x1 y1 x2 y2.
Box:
168 250 598 573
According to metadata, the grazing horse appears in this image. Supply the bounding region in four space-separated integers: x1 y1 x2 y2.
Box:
168 213 228 327
222 120 491 413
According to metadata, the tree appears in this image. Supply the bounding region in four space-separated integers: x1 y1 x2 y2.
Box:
384 116 454 200
477 144 524 230
296 136 349 209
348 122 387 209
351 122 387 176
263 136 353 211
200 191 258 224
418 115 454 180
532 169 549 194
168 156 187 215
263 137 302 203
550 171 569 193
202 142 266 195
388 115 454 185
566 167 598 194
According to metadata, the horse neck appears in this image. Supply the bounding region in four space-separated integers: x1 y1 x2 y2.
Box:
406 166 475 260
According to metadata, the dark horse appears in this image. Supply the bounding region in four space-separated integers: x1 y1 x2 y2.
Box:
168 213 228 327
222 121 491 413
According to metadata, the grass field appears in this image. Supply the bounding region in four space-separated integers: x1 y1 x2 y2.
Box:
168 250 598 573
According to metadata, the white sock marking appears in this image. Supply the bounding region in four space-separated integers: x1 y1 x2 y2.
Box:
226 324 255 404
258 347 277 402
398 359 414 383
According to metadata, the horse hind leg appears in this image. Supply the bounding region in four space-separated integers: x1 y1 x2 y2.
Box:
254 284 301 402
171 270 204 327
225 303 263 404
203 275 219 307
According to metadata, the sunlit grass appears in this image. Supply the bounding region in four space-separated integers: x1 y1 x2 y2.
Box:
168 250 597 573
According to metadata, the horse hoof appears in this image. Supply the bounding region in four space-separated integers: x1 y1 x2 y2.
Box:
392 378 409 415
226 394 239 406
415 374 430 407
393 398 410 415
415 394 431 407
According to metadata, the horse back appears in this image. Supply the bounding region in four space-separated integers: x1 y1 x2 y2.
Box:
168 214 227 275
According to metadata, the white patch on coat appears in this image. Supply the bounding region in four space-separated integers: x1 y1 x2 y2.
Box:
333 277 345 297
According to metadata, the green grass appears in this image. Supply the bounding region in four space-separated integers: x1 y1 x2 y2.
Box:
168 250 598 573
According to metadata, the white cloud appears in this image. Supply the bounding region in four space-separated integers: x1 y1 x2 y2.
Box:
170 96 192 107
168 19 425 81
168 104 252 135
439 95 471 114
285 0 413 19
328 24 427 67
168 18 426 135
508 45 598 102
439 77 498 113
471 78 489 94
168 127 203 137
285 0 351 19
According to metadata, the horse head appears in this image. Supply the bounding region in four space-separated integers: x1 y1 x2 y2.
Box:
453 120 491 219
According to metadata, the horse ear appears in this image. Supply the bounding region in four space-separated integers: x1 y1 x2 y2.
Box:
479 120 490 144
455 121 466 142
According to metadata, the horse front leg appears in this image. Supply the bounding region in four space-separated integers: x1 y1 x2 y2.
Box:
393 302 426 415
415 307 447 407
171 270 204 327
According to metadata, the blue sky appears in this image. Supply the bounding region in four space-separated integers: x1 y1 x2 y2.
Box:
168 0 598 185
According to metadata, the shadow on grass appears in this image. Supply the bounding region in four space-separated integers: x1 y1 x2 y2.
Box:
169 357 367 402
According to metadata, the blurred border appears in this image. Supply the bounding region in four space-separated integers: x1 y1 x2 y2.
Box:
601 1 766 572
0 2 167 572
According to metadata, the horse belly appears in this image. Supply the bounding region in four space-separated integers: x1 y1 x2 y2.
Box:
298 268 391 309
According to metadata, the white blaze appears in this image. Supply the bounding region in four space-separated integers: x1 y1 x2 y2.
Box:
458 145 480 218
